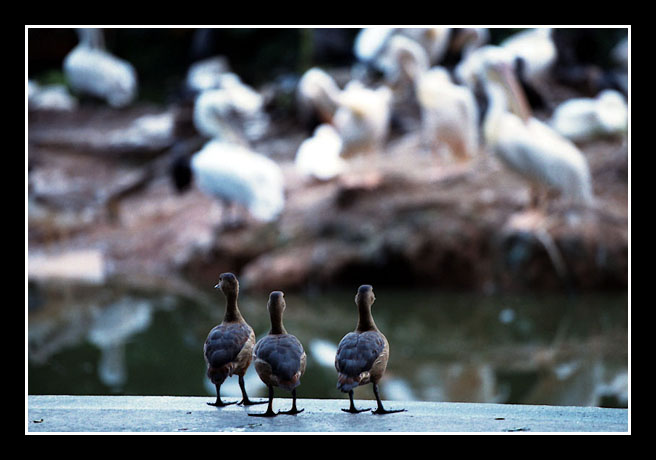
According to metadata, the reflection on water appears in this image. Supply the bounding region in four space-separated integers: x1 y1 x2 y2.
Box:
27 280 628 408
87 299 152 387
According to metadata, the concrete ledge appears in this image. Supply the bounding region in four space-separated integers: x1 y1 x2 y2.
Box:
27 395 629 433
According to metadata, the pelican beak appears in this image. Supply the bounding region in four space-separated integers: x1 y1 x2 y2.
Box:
499 63 531 123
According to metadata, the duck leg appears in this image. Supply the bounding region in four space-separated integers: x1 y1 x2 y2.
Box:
371 383 406 415
341 390 370 414
248 385 278 417
207 384 237 407
237 375 267 406
279 388 304 415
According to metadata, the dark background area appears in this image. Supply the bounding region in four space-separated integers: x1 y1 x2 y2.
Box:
28 27 627 103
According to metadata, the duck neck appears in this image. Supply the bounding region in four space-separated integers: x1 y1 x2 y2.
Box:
269 309 287 335
356 301 378 332
223 292 243 323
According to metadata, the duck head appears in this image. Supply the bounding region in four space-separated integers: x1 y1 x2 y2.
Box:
215 272 239 296
355 284 375 307
267 290 286 314
267 291 288 334
355 285 378 332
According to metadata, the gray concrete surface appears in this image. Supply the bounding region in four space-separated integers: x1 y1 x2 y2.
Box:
27 395 629 433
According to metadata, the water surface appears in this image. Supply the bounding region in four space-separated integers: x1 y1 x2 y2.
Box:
27 280 628 408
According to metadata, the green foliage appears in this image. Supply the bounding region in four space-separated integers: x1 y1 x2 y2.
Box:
34 69 69 87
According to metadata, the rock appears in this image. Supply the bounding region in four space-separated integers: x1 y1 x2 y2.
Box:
28 249 105 283
28 106 178 156
28 81 78 112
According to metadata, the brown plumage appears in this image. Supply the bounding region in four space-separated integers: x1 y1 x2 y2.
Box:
335 285 406 414
249 291 307 417
204 273 265 407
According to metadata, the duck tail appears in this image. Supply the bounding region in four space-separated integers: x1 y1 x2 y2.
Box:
337 373 361 392
207 363 234 385
278 374 302 392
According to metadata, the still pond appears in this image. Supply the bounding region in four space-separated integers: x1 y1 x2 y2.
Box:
27 279 628 408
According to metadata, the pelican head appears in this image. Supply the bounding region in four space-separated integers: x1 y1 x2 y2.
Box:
385 34 429 84
483 59 531 122
338 83 391 119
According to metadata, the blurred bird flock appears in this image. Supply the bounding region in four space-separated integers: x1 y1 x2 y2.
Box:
27 26 629 409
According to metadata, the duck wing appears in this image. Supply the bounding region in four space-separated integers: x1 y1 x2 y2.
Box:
254 334 306 389
335 331 386 390
204 322 252 381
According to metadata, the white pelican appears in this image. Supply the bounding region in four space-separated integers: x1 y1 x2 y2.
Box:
480 59 593 206
172 139 285 223
185 55 231 93
396 28 451 65
386 36 479 160
455 29 556 101
550 89 628 142
193 89 244 142
296 67 341 124
499 28 557 85
214 73 264 115
377 34 430 89
295 124 345 181
332 81 393 155
27 80 77 111
455 44 517 89
415 66 480 160
63 28 137 108
354 28 451 73
353 27 395 65
611 37 628 70
192 72 266 141
610 36 629 94
448 28 490 60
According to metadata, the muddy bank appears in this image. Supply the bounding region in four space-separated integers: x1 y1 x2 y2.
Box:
237 134 628 293
27 88 628 294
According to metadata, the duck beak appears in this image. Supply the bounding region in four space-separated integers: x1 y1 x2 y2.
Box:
499 63 531 123
214 282 221 289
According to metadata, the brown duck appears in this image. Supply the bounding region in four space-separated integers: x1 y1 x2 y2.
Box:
249 291 307 417
204 273 265 407
335 284 406 414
